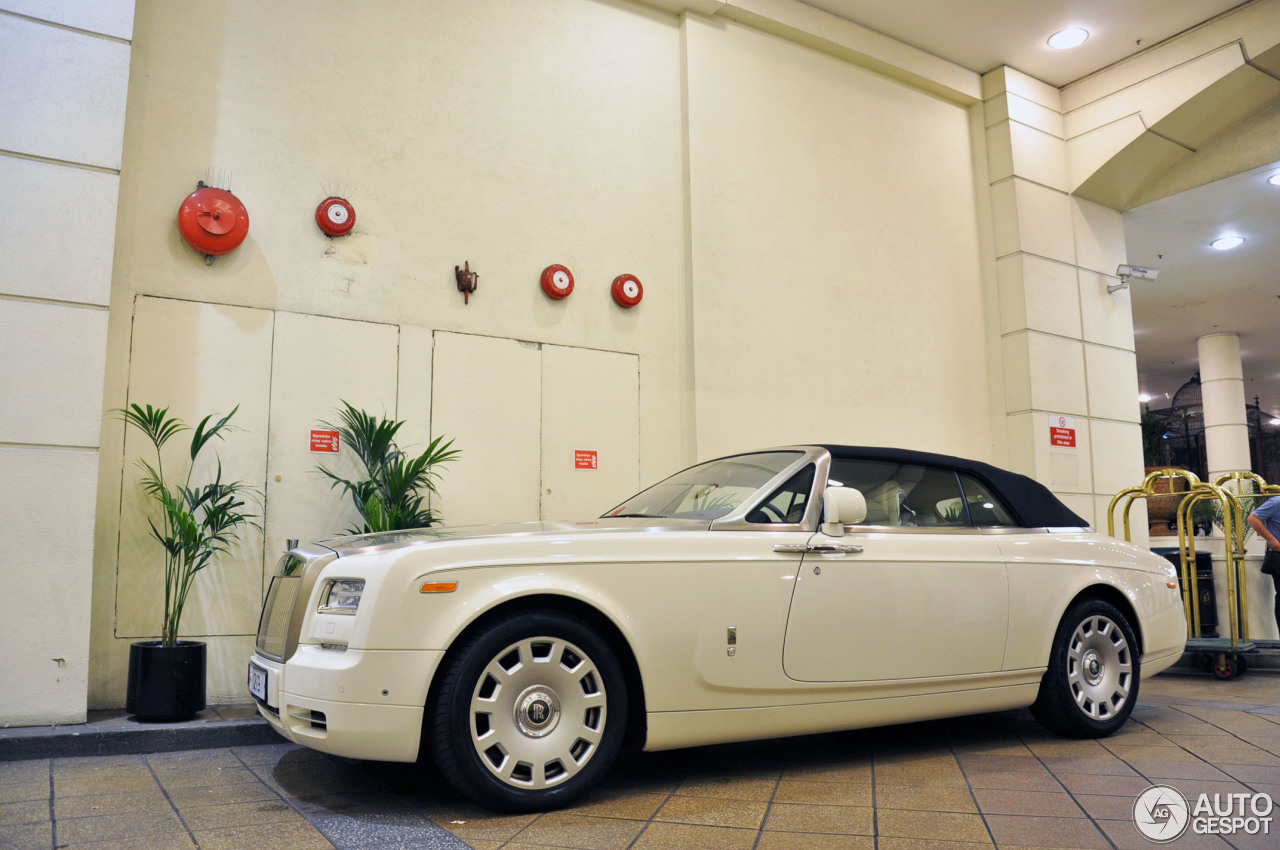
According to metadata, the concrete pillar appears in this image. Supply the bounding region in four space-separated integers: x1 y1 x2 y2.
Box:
981 67 1145 533
1198 333 1251 478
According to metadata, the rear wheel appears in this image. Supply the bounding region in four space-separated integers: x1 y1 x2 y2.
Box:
427 612 626 812
1032 599 1139 737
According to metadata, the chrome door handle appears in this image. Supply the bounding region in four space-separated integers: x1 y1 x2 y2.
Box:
772 543 864 554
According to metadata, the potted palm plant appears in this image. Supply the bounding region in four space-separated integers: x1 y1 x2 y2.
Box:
317 401 459 533
119 403 257 721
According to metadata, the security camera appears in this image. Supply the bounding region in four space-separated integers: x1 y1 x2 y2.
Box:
1116 264 1158 281
1109 264 1160 293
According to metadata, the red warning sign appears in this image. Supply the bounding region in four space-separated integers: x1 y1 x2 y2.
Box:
575 450 598 470
1050 415 1076 448
310 429 341 453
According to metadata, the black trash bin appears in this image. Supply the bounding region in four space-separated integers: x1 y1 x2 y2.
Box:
1154 548 1218 638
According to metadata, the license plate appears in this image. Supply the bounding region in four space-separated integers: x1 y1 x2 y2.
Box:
248 662 268 702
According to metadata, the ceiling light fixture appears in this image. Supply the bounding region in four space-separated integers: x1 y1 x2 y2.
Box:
1268 173 1280 187
1271 418 1280 425
1047 28 1089 50
1138 393 1153 403
1211 236 1245 251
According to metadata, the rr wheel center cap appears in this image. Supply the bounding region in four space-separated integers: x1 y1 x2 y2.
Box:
514 686 562 738
1083 650 1104 685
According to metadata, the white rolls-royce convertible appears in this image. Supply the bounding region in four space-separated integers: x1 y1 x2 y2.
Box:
248 445 1186 811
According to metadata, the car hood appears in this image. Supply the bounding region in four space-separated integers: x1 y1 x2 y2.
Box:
317 517 709 555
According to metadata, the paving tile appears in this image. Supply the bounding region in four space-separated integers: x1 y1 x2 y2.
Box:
1125 759 1229 780
763 802 874 835
153 762 259 790
1215 763 1280 784
985 813 1110 848
289 791 418 818
674 775 777 801
773 779 872 806
631 821 758 850
877 808 992 843
875 759 970 788
780 761 873 784
0 761 48 784
963 769 1063 793
193 819 336 850
756 831 875 849
511 812 645 849
428 809 538 843
231 743 322 767
1073 792 1141 820
1094 818 1234 850
167 780 280 809
1053 773 1153 797
181 799 303 830
0 821 52 850
0 781 47 805
53 788 170 819
972 789 1084 817
656 795 767 829
53 834 198 850
879 841 992 850
569 790 667 820
0 799 48 826
1038 755 1138 775
876 783 978 813
54 765 158 797
54 807 188 845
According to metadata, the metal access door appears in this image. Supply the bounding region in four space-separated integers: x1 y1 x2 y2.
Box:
430 332 640 525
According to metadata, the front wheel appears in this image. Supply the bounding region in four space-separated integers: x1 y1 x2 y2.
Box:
1031 599 1140 737
427 612 626 812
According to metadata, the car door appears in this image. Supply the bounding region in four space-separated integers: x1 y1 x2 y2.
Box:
781 461 1010 682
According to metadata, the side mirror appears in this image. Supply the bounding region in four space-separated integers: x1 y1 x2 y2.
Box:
822 486 866 536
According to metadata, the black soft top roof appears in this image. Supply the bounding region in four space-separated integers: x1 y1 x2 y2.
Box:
819 445 1090 529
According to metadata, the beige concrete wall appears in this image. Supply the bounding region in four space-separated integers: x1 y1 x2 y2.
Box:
684 15 992 460
0 2 132 725
91 0 693 709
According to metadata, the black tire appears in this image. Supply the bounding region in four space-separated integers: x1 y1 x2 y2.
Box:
1031 599 1140 738
427 612 626 812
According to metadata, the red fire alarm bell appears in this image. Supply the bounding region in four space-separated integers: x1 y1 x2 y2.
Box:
611 274 643 308
178 184 250 256
315 196 356 237
541 264 574 300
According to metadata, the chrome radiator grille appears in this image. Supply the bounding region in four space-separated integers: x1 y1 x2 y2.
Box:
255 575 301 661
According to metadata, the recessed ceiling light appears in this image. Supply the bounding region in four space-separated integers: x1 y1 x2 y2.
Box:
1138 393 1153 403
1048 28 1089 50
1271 418 1280 426
1211 236 1245 251
1268 173 1280 186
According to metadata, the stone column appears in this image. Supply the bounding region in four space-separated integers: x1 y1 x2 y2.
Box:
981 67 1144 533
1197 333 1251 478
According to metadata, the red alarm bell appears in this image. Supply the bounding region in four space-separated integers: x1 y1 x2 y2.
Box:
316 196 356 237
540 264 574 300
177 184 250 256
611 274 643 308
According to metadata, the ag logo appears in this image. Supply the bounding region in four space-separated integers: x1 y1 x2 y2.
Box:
1134 785 1190 842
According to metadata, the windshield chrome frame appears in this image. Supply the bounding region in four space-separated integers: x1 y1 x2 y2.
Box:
708 446 831 532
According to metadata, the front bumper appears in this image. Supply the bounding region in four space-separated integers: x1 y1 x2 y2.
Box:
251 645 445 763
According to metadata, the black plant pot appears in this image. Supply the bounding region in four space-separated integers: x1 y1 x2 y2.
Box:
126 640 207 722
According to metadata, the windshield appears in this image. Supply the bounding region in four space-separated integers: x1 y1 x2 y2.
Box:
605 451 803 520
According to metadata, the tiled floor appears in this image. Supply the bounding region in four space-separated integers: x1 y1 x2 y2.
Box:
3 669 1279 849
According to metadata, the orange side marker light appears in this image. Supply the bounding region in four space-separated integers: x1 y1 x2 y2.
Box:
420 582 458 594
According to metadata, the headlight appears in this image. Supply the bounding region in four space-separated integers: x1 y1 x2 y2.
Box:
319 579 364 614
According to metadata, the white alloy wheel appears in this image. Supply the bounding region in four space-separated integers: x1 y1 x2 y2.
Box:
1066 613 1132 720
469 636 607 789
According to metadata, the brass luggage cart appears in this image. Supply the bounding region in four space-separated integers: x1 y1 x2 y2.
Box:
1108 469 1272 679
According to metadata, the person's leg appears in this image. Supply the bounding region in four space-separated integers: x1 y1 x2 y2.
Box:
1273 573 1280 636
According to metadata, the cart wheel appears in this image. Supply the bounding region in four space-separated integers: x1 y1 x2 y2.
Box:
1212 655 1238 680
1235 654 1248 675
